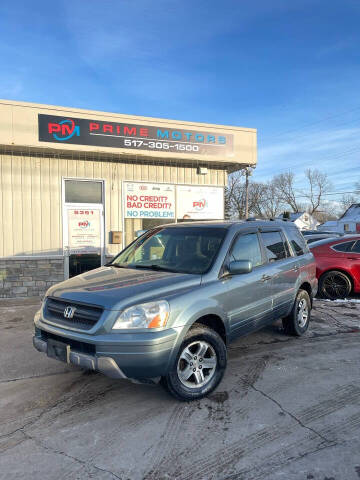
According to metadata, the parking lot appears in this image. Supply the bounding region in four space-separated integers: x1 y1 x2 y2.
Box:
0 298 359 480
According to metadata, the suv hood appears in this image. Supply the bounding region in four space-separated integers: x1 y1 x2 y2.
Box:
46 266 201 310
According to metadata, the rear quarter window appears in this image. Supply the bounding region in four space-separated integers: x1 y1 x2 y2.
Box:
352 241 360 253
331 241 355 252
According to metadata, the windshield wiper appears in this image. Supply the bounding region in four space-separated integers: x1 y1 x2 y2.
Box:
132 264 179 273
106 263 128 268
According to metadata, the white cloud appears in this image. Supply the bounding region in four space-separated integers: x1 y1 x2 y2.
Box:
259 128 360 161
254 127 360 195
316 38 356 57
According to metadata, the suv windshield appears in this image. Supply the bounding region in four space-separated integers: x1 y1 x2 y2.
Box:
111 227 227 274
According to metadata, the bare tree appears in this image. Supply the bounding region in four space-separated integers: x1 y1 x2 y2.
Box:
251 180 284 219
339 194 359 214
312 204 338 223
225 175 243 218
225 174 248 219
224 175 238 219
272 171 301 212
225 175 271 219
226 167 334 221
302 169 332 214
248 182 272 218
264 180 286 218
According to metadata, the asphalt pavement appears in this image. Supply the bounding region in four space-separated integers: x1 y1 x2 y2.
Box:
0 297 359 480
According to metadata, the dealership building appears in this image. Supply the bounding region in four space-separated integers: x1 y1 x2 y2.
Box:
0 99 257 297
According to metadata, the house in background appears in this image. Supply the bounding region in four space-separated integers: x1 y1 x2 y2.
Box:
318 203 360 233
277 211 320 230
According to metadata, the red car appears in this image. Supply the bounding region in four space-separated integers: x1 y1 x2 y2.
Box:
309 235 360 299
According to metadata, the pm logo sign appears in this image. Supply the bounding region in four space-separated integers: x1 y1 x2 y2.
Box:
193 199 207 211
48 119 80 141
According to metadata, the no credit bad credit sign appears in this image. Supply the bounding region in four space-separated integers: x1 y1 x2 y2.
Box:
124 183 175 219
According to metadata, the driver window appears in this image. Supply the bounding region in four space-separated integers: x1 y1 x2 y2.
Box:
230 233 263 267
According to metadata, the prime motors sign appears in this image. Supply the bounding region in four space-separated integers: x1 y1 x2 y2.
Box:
38 114 233 156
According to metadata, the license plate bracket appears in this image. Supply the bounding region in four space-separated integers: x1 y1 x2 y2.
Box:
47 339 70 363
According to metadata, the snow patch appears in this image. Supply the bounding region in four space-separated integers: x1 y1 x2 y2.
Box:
320 298 360 303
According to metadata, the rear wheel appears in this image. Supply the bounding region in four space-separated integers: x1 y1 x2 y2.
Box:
161 325 227 401
282 289 311 336
319 270 352 300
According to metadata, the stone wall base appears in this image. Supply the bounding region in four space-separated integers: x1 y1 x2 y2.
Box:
0 258 64 298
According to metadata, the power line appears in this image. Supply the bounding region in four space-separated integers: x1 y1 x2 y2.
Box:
258 113 360 175
271 117 360 145
295 190 360 199
268 105 360 140
257 145 360 178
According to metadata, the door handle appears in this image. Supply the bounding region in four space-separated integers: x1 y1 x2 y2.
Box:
261 274 272 282
347 257 357 260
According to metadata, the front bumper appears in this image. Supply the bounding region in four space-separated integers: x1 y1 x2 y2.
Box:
33 312 181 380
33 336 128 379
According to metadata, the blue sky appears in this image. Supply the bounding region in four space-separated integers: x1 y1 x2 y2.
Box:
1 0 360 199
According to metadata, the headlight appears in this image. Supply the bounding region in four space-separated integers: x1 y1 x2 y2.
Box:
112 300 170 329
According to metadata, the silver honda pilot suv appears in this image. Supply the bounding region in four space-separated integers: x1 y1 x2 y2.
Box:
33 220 317 401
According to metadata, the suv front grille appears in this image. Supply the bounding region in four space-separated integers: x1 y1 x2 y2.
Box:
45 297 103 331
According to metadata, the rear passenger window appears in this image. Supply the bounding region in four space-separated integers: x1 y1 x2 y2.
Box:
352 241 360 253
261 231 287 261
230 233 263 267
286 228 309 256
332 241 355 252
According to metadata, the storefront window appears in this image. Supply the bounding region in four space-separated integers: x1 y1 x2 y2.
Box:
65 180 103 204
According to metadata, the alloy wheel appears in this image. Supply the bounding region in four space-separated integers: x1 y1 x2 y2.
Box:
323 273 349 299
297 298 309 328
177 340 217 389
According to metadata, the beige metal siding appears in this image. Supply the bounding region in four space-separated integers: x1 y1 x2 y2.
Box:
0 152 227 257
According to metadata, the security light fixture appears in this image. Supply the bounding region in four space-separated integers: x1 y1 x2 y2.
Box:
197 166 208 175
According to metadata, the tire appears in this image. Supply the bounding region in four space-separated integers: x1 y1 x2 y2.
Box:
282 289 311 336
161 325 227 401
319 270 352 300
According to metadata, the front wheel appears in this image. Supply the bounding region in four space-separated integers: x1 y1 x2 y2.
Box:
161 325 227 401
282 289 311 336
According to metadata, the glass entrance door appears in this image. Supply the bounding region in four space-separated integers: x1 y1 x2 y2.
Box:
62 179 105 278
63 205 105 278
69 253 102 277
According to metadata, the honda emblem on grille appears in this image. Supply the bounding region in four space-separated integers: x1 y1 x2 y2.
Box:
63 306 76 319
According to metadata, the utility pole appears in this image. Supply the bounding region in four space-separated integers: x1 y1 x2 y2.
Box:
245 166 250 219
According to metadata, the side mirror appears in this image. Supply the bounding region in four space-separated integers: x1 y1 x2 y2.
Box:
228 260 253 275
